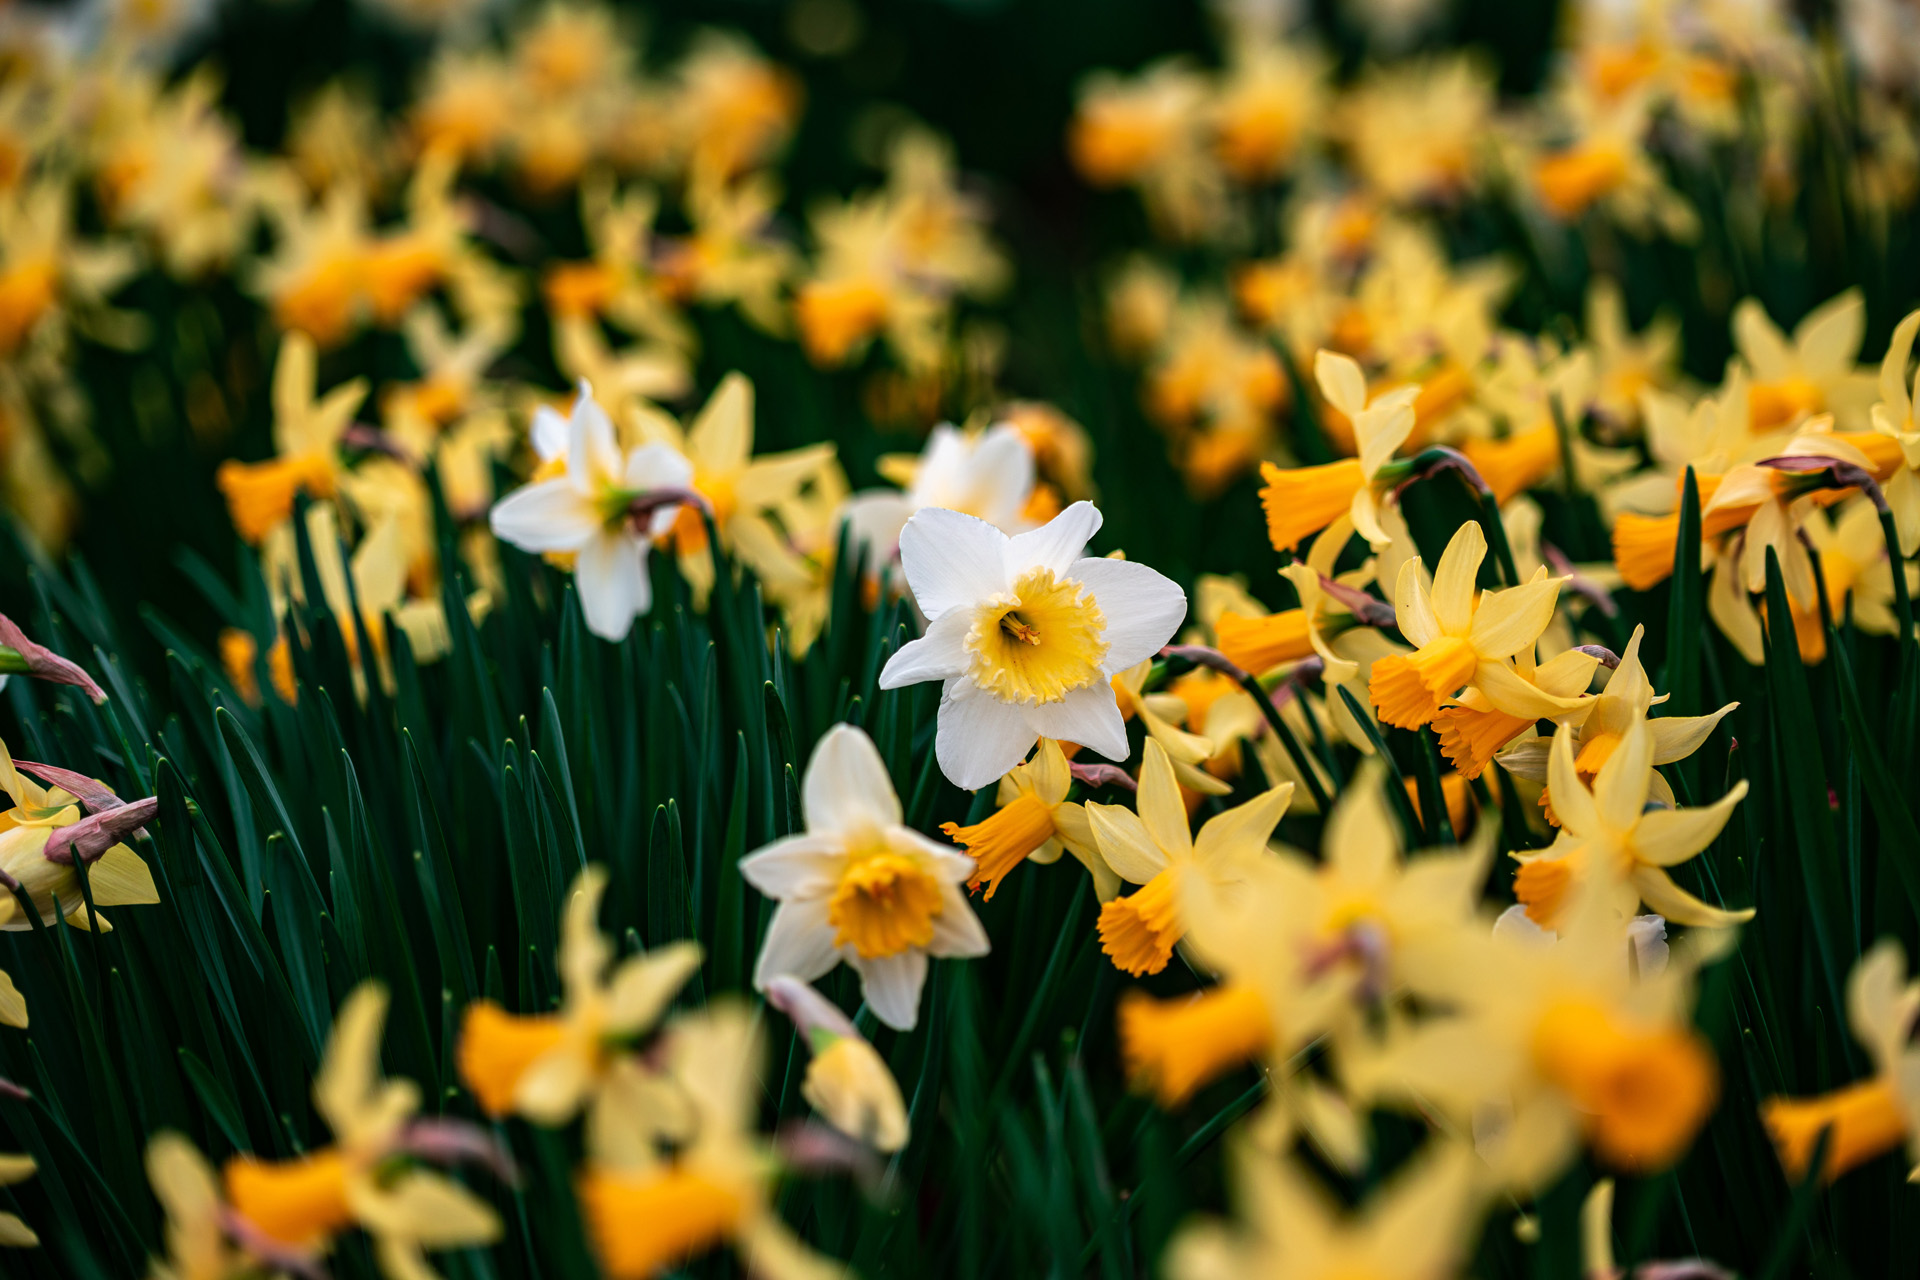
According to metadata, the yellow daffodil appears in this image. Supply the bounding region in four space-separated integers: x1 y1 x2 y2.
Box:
0 740 158 933
1087 738 1293 977
1367 521 1566 730
1512 722 1750 929
765 975 910 1153
1762 940 1920 1182
877 501 1187 790
223 983 501 1277
938 737 1106 899
578 1002 846 1280
1167 1140 1482 1280
1258 349 1418 552
458 864 701 1127
214 331 366 543
741 723 987 1030
1733 289 1876 433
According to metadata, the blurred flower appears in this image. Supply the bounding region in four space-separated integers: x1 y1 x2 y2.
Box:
214 332 366 543
765 975 909 1153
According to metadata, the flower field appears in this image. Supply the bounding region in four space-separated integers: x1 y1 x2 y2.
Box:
1 0 1919 1276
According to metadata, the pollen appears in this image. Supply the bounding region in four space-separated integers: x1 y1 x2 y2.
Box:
965 567 1109 706
1215 609 1315 674
941 792 1056 899
1368 636 1478 731
456 1000 571 1117
1118 982 1274 1106
224 1149 355 1249
1762 1078 1910 1182
577 1166 745 1280
1532 999 1717 1171
1098 868 1184 976
1257 458 1366 552
827 850 944 959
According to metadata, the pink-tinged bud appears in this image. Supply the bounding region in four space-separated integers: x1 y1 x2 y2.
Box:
41 797 158 866
1157 644 1251 684
764 974 860 1044
0 614 107 704
1316 574 1398 628
397 1118 519 1186
1757 455 1888 510
1069 762 1136 792
0 1076 29 1103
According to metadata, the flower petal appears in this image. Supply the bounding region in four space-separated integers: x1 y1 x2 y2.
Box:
935 681 1041 791
1629 780 1747 866
898 507 1011 621
1004 501 1102 578
1629 865 1754 927
740 834 847 899
929 883 990 959
1025 682 1129 764
803 724 903 832
878 608 972 689
488 481 599 553
1086 802 1171 884
851 949 929 1031
1430 522 1487 636
1592 720 1654 831
753 899 841 990
1070 557 1188 673
1546 726 1600 835
573 531 650 642
1467 574 1562 660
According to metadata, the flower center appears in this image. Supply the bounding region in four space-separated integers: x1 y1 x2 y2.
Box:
1368 636 1478 731
941 792 1056 900
1097 867 1184 977
224 1150 355 1249
965 567 1109 706
826 847 944 959
1532 999 1716 1170
1763 1077 1910 1183
456 1001 571 1117
578 1166 745 1278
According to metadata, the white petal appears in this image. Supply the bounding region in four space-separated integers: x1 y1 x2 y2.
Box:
1004 501 1103 578
928 883 990 958
753 899 842 991
1026 682 1128 763
570 386 622 491
530 405 569 462
935 680 1041 791
625 441 695 489
878 608 972 689
898 507 1011 621
803 724 903 832
573 532 650 642
851 950 929 1031
960 425 1039 528
739 834 847 899
1070 557 1187 672
488 481 599 552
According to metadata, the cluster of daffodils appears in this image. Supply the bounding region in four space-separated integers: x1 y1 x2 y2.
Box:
1081 0 1920 495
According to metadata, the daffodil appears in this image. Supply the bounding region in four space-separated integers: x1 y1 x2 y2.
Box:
1087 738 1294 977
764 975 909 1153
1495 625 1736 817
214 331 366 543
1348 885 1725 1189
839 422 1041 585
1733 289 1876 433
458 865 701 1127
1068 60 1223 239
741 723 987 1030
1167 1140 1483 1280
1257 349 1418 551
937 737 1106 899
1762 940 1920 1182
578 1002 846 1280
1433 644 1599 780
1366 521 1566 731
877 501 1188 790
1512 722 1750 929
488 383 695 641
224 984 500 1276
1804 498 1915 636
0 739 158 933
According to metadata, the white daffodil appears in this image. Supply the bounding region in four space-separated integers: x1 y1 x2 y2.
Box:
488 384 695 642
838 421 1040 582
741 723 988 1031
877 501 1188 790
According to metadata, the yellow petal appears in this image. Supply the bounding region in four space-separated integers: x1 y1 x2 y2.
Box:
84 845 159 908
1429 521 1487 636
1630 781 1748 867
0 970 25 1029
1134 739 1192 861
1085 803 1170 886
1466 574 1563 661
605 941 704 1034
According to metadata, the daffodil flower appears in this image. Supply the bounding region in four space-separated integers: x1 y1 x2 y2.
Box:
488 383 696 642
877 501 1187 790
838 422 1042 587
1110 659 1231 797
1166 1140 1482 1280
214 332 367 543
765 975 910 1153
937 737 1108 899
0 739 159 934
1512 721 1750 929
1495 625 1736 816
1762 940 1920 1183
1087 738 1294 977
1257 349 1419 552
578 1002 846 1280
1733 289 1875 433
0 612 106 703
741 723 988 1031
458 865 702 1128
224 983 501 1278
1367 520 1566 731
